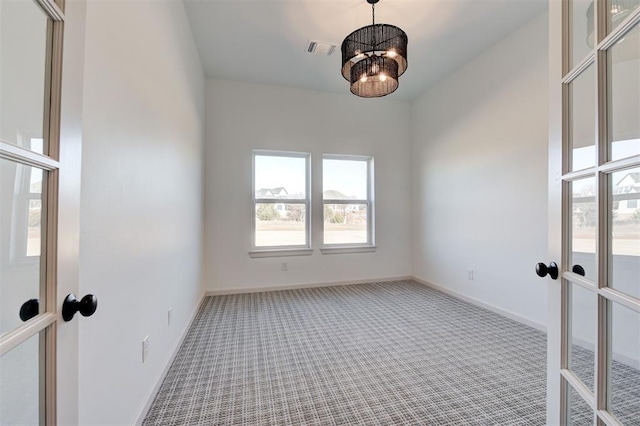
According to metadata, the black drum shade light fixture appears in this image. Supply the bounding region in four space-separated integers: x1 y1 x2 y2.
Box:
341 0 408 98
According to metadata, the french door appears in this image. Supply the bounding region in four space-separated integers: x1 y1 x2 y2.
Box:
549 0 640 424
0 0 82 424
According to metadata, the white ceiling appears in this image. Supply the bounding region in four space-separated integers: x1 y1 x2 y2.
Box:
184 0 548 101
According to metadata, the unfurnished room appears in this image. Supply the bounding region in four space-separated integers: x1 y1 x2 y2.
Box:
0 0 639 425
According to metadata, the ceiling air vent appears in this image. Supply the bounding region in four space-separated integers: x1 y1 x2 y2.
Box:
305 40 337 56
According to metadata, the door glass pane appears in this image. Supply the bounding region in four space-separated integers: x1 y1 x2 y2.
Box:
608 20 640 161
324 204 368 245
571 177 597 281
0 0 49 154
608 0 640 35
609 167 640 299
567 380 594 425
609 301 640 424
0 159 45 336
570 65 596 171
572 0 595 67
255 203 306 247
569 283 597 391
0 331 43 425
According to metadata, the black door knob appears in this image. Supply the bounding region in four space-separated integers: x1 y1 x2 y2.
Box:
19 299 39 322
62 294 98 322
572 265 586 277
536 262 559 280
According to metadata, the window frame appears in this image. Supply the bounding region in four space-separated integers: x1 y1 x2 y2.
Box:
6 159 45 263
321 154 376 254
3 136 45 263
250 150 312 258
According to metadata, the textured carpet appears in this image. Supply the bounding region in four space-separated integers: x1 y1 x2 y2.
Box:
569 345 640 425
143 280 638 425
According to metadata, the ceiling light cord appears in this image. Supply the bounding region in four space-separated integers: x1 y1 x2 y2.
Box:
372 2 375 26
371 3 376 49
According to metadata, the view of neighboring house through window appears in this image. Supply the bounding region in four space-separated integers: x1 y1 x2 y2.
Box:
323 155 373 246
572 168 640 292
253 151 310 249
609 167 640 299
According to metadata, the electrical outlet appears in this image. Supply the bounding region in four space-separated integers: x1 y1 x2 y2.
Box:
467 269 474 280
168 307 172 326
142 336 149 363
281 262 288 271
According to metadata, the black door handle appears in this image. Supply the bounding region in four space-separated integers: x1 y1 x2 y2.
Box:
572 265 585 276
19 299 39 322
536 262 559 280
62 294 98 322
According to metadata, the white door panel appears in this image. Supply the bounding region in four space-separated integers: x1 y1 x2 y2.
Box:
548 1 640 425
1 0 86 423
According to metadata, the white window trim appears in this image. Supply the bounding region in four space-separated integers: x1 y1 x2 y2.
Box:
250 150 312 257
321 154 375 254
320 246 377 255
249 248 313 258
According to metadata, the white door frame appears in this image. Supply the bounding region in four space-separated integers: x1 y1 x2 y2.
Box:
56 0 86 423
548 3 564 425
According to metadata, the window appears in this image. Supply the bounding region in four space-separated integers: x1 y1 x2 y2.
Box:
5 140 44 261
251 151 311 256
25 138 44 257
322 155 374 253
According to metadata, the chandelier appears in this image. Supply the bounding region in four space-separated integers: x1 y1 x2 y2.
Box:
341 0 408 98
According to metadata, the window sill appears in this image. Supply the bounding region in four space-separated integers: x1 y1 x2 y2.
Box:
320 245 377 255
249 248 314 258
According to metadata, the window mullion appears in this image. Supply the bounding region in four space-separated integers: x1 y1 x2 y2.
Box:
323 199 368 204
255 199 306 204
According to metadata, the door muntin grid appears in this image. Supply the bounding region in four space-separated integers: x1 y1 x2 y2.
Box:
562 1 640 425
0 0 65 423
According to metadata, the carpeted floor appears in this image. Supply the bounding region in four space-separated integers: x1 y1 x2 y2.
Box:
143 280 639 425
569 342 640 425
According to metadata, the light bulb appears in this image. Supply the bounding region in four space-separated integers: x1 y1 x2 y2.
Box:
360 74 368 82
379 73 387 82
386 50 397 58
355 50 365 59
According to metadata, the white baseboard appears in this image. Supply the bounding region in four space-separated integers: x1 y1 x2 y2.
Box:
412 278 640 369
411 276 547 333
205 276 413 296
132 292 206 425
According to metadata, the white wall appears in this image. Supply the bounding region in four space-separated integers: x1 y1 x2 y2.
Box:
204 80 412 291
411 13 549 328
77 1 205 424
